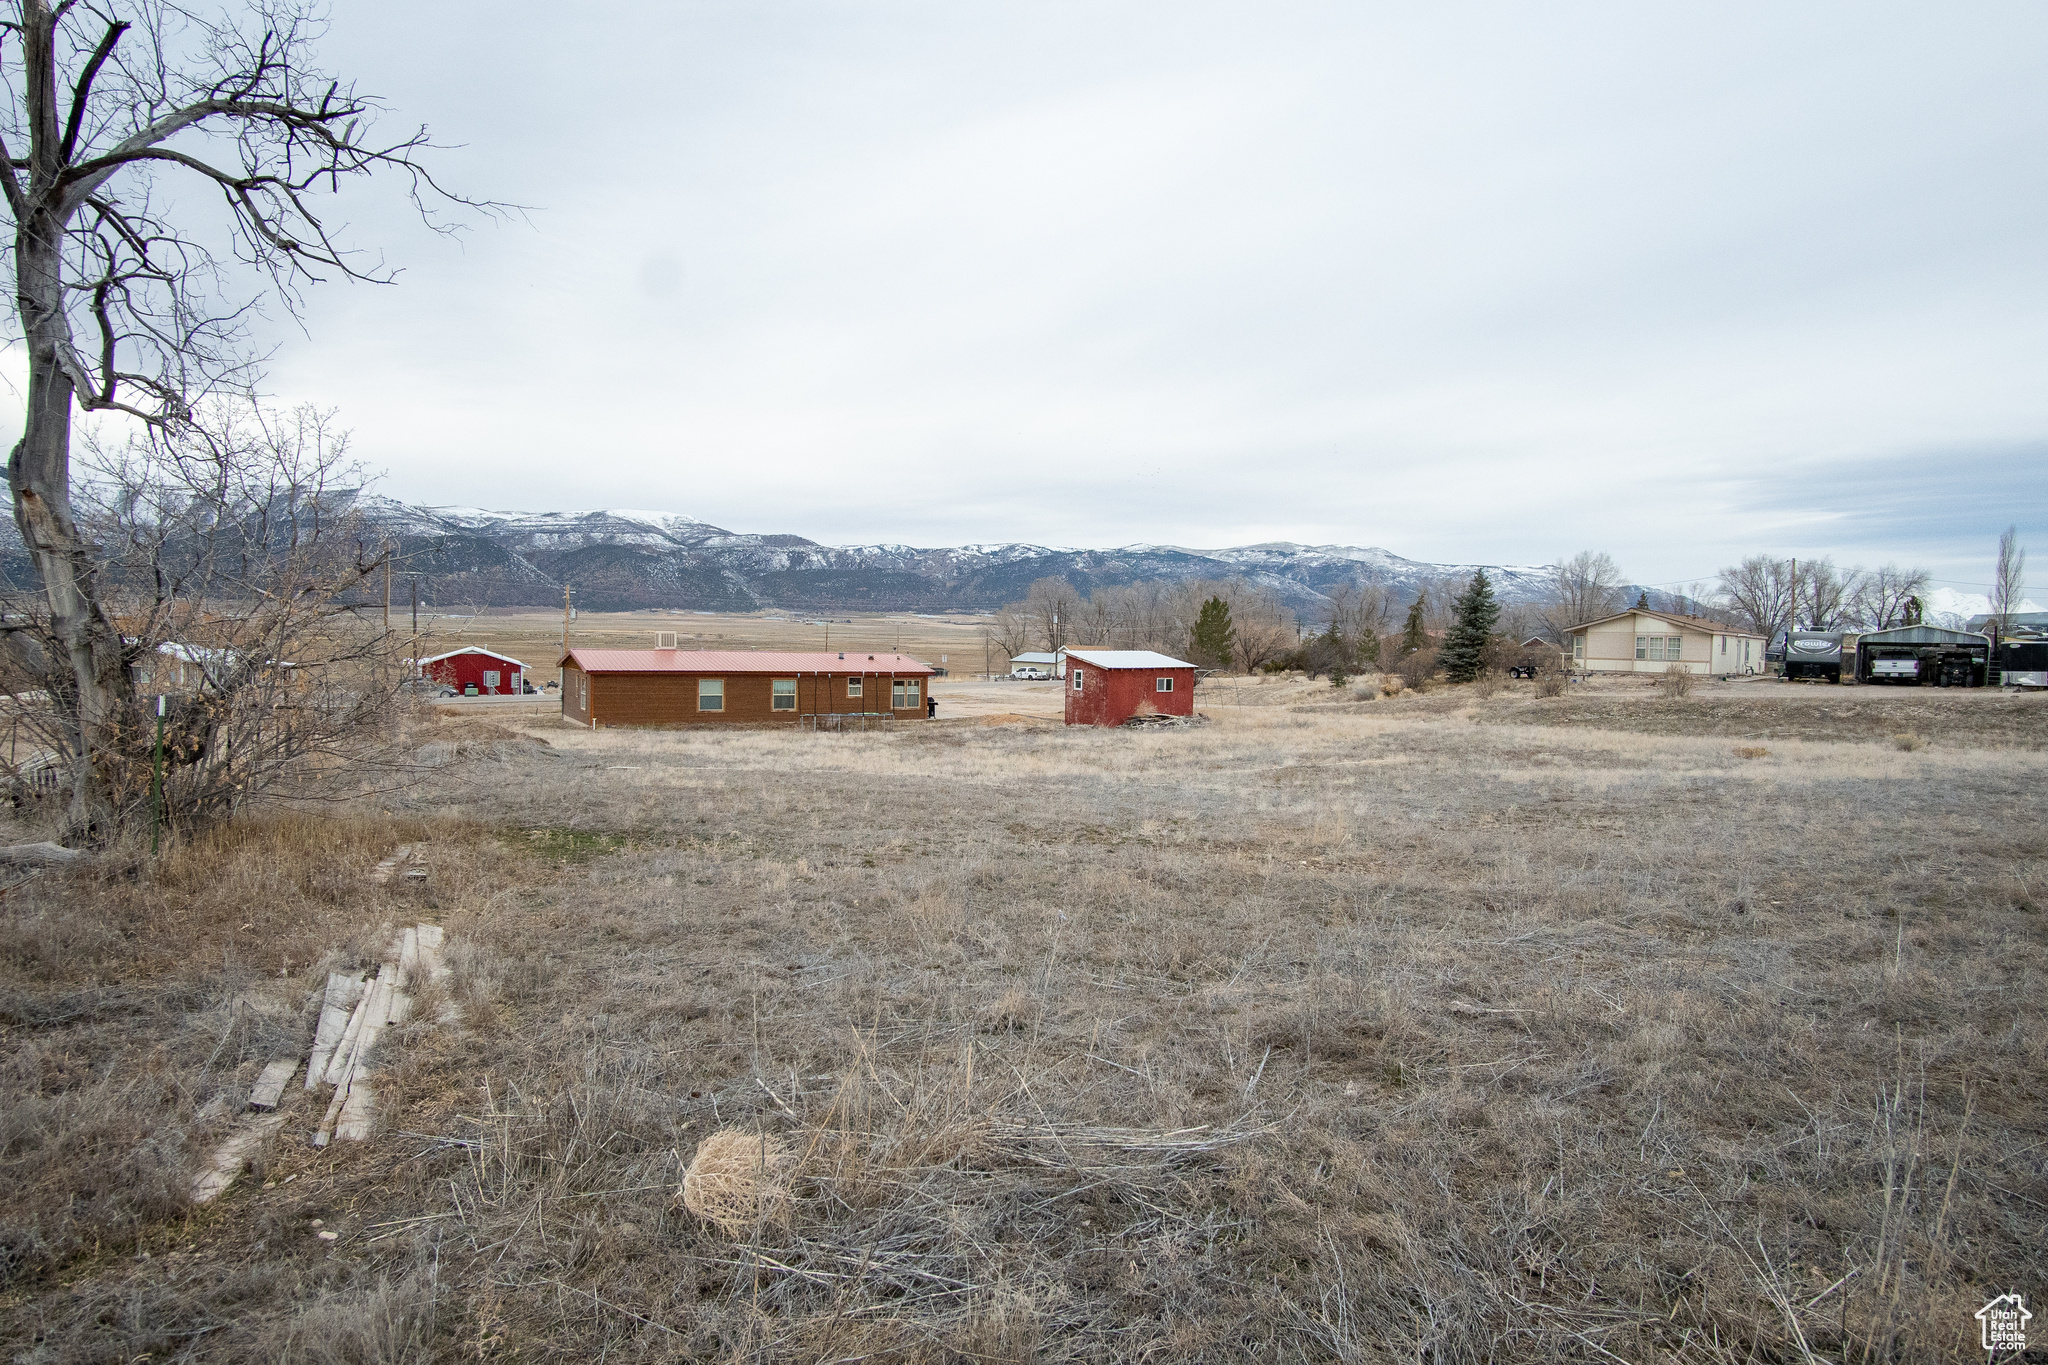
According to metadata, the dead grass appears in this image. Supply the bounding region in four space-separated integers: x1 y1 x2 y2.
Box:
0 686 2042 1361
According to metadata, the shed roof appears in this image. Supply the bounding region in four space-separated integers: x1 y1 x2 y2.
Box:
418 645 527 668
1010 652 1060 664
1856 626 1990 646
561 648 934 675
1065 649 1197 670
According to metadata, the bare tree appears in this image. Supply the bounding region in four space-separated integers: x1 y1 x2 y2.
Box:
1539 551 1628 642
1717 555 1799 645
1023 577 1080 653
0 0 477 837
985 607 1033 667
1851 563 1930 630
1991 525 2026 636
2 395 406 835
1796 559 1862 631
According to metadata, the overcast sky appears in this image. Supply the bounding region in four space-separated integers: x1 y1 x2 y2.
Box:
97 4 2048 588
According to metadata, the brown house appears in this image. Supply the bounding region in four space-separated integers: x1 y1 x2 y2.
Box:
560 647 936 727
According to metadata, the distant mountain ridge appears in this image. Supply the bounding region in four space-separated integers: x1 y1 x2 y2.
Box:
346 497 1560 615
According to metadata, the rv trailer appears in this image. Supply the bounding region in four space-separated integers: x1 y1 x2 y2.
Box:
1783 632 1846 683
1994 634 2048 689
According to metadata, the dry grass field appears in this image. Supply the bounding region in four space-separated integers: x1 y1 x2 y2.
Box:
2 675 2043 1362
418 609 997 688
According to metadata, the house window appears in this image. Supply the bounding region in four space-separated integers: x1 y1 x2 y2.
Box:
891 679 920 709
1635 636 1650 660
1666 636 1682 660
846 676 862 698
1156 677 1173 692
1719 637 1726 655
1073 671 1084 691
1573 636 1584 659
772 679 797 711
698 678 724 711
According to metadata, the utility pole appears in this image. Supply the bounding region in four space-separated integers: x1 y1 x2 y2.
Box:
562 584 573 660
150 696 166 855
383 543 393 634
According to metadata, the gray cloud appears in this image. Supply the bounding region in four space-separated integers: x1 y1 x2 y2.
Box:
17 2 2048 589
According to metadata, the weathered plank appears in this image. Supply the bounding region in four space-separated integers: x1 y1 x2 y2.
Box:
248 1058 299 1111
191 1114 285 1203
305 972 365 1089
369 844 417 886
0 841 89 867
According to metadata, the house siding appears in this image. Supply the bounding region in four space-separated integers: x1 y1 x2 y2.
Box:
568 669 927 728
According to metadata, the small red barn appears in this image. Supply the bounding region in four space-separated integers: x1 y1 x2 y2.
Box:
1063 649 1197 727
418 646 527 696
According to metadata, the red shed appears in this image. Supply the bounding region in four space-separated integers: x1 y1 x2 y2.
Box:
418 646 527 696
1063 649 1197 726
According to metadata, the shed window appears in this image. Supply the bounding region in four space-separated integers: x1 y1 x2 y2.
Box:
1073 671 1084 691
1156 676 1173 692
698 678 724 711
772 679 797 711
891 679 920 709
845 676 862 698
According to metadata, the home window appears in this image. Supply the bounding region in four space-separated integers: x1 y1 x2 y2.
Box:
1573 636 1584 659
1719 637 1727 655
772 679 797 711
698 678 724 711
846 676 862 698
1156 677 1173 692
1635 636 1650 660
1666 636 1682 660
1073 671 1084 691
891 679 920 709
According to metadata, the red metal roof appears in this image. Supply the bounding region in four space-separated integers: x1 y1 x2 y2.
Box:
561 648 935 675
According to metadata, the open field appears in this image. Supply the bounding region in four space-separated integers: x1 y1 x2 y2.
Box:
414 609 999 688
1 680 2043 1361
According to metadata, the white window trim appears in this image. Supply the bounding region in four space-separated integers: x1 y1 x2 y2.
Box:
846 676 862 697
771 678 798 711
1073 671 1084 691
1156 676 1173 692
698 677 724 712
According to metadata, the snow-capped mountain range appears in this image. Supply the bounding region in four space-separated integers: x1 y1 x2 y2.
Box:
347 497 1558 615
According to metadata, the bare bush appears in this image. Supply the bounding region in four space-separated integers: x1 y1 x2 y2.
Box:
1534 669 1567 698
1658 663 1695 698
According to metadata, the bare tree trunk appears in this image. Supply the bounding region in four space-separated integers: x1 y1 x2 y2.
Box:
9 227 131 836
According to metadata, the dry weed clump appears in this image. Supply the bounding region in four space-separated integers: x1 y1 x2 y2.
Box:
1893 730 1927 751
1658 662 1694 698
1733 745 1770 759
1534 668 1567 697
679 1128 794 1236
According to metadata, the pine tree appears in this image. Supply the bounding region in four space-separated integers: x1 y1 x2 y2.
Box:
1191 596 1236 669
1399 599 1428 655
1440 569 1501 683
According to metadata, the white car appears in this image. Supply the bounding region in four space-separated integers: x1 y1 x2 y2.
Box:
1010 667 1050 680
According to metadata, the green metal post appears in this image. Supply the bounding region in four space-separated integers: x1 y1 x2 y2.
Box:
151 695 166 855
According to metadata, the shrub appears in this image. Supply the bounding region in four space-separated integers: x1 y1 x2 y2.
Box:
1658 664 1694 698
1734 745 1769 759
1893 732 1926 752
1394 647 1439 692
1535 669 1567 698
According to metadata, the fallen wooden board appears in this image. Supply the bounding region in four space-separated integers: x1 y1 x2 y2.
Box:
192 1114 285 1203
248 1058 299 1111
305 972 365 1089
369 844 417 886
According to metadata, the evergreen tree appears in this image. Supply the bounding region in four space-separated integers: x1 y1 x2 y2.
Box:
1191 596 1236 669
1440 569 1501 683
1399 599 1428 655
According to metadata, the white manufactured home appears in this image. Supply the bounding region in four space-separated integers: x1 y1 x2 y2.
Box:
1565 609 1767 677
